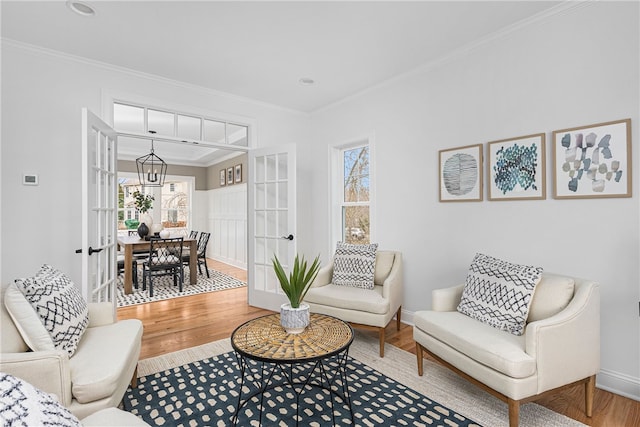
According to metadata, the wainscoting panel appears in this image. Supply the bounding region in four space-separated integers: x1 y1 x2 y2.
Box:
205 184 247 269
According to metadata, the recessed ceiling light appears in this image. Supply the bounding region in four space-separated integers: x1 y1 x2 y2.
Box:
66 0 96 17
299 77 315 86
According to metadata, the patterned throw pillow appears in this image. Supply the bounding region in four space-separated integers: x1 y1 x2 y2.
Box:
331 242 378 289
0 373 81 427
14 265 89 357
457 253 543 336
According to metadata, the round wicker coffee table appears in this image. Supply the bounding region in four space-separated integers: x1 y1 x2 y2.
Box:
231 313 354 426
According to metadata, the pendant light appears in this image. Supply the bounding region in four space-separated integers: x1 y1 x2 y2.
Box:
136 132 167 187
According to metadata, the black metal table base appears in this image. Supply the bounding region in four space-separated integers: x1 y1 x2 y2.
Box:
232 349 353 426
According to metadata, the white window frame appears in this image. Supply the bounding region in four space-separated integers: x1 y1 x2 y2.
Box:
329 135 375 252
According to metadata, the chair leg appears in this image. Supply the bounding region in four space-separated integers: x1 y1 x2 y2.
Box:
416 343 424 376
202 257 209 278
396 306 402 331
585 375 596 417
508 399 520 427
378 327 385 358
132 260 138 289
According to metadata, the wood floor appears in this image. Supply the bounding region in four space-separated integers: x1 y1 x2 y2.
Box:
117 260 639 427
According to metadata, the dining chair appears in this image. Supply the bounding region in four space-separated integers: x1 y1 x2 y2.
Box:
117 253 138 289
189 230 199 239
182 232 211 278
142 237 184 297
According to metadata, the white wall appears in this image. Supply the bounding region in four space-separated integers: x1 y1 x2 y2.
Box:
0 40 309 286
304 2 640 399
202 184 248 269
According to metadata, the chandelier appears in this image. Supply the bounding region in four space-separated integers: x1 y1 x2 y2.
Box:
136 132 167 187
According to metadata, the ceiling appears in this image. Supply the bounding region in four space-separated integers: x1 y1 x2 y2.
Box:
1 0 563 166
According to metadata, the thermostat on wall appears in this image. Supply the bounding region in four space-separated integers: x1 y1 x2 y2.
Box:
23 174 39 186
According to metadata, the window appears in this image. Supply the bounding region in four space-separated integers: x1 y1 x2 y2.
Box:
113 101 249 147
161 181 189 231
169 183 175 192
334 143 371 244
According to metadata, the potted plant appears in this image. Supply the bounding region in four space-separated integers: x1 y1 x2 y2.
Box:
131 190 155 238
272 254 321 334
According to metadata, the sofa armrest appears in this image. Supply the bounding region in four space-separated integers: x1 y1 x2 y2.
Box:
525 280 600 393
381 253 403 313
431 284 464 312
0 350 72 406
310 261 334 288
88 302 116 327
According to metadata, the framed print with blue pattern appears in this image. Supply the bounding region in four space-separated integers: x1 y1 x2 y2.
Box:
488 133 546 201
552 119 631 199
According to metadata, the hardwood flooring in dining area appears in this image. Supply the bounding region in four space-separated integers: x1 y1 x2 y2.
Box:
117 260 640 427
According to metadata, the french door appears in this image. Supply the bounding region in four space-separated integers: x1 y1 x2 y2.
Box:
80 108 118 308
248 144 296 311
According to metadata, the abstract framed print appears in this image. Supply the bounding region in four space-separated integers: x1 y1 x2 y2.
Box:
439 144 483 202
552 119 631 199
488 133 545 201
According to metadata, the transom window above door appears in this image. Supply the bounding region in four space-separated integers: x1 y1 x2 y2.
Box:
113 102 248 146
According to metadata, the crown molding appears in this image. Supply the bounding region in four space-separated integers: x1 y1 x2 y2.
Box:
315 0 595 115
1 37 309 118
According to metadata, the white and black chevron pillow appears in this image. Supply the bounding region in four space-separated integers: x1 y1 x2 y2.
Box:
0 373 81 427
14 265 89 357
457 253 543 336
332 242 378 289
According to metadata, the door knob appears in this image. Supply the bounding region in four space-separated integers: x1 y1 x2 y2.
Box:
281 234 294 241
74 247 104 255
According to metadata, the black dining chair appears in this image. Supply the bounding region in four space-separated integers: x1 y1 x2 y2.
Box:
188 230 199 239
182 232 211 278
142 237 184 297
117 253 138 289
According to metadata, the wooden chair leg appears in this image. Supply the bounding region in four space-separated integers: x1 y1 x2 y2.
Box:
585 375 596 417
508 398 520 427
379 327 385 357
130 365 138 388
416 343 424 376
396 306 402 331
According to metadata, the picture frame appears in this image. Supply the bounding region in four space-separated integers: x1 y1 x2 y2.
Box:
234 164 242 183
439 144 483 202
552 118 631 199
219 169 226 187
227 167 234 186
488 133 546 201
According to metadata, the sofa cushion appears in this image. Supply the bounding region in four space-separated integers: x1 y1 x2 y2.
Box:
305 284 389 314
4 283 55 352
527 273 575 322
69 319 143 403
14 265 89 357
414 310 536 379
374 251 395 285
1 283 29 353
331 242 378 289
0 372 81 427
457 253 543 336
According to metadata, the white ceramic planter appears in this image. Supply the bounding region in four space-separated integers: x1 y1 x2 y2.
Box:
280 303 310 334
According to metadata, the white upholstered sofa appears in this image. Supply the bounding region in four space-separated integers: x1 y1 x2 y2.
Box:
305 250 403 357
413 272 600 427
1 282 144 420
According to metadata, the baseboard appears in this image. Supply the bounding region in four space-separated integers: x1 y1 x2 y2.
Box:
399 308 640 402
597 369 640 401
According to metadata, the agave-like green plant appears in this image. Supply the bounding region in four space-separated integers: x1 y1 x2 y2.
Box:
272 254 321 308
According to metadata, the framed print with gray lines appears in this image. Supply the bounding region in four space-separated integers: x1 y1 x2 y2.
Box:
488 133 545 201
439 144 483 202
552 118 631 199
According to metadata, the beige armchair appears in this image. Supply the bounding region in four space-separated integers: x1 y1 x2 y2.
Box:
413 273 600 427
1 283 143 420
305 250 403 357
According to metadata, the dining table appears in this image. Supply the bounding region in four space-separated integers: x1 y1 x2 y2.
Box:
117 235 198 295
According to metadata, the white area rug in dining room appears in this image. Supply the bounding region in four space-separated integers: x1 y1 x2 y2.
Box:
117 268 246 307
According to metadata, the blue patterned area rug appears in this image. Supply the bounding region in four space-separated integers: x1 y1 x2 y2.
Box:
125 336 586 427
124 350 479 426
117 268 246 307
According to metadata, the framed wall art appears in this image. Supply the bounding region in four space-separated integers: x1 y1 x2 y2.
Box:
235 164 242 183
488 133 546 201
227 167 234 185
219 169 226 186
439 144 483 202
552 118 631 199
